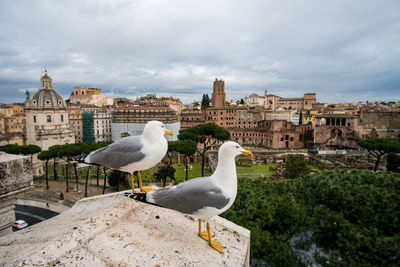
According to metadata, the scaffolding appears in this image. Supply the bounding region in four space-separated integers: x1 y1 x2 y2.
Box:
82 111 94 143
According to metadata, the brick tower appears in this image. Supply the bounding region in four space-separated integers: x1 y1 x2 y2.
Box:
211 78 226 108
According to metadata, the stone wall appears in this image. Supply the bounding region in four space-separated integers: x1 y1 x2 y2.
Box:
0 152 33 236
0 152 32 195
359 111 400 139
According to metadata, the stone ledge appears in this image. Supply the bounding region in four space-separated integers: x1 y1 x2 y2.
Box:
0 191 250 266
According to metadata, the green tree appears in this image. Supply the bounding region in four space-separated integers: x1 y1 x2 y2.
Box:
48 145 63 181
19 144 41 164
296 170 400 266
201 94 210 108
174 139 197 180
108 170 127 191
298 110 303 125
38 149 56 190
358 138 400 171
167 140 197 181
166 141 179 167
387 152 400 172
0 144 20 154
222 170 400 266
240 98 245 105
178 123 230 176
154 165 175 187
283 154 309 179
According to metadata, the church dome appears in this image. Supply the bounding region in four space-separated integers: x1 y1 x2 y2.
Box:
31 89 65 108
30 71 66 108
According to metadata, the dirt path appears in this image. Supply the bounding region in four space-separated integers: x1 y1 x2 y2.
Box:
30 178 117 203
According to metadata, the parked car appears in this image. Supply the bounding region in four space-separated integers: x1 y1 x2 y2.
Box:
12 220 28 230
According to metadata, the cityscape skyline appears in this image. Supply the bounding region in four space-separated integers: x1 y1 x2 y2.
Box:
1 0 399 104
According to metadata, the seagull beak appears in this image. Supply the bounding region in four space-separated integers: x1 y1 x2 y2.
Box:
165 130 173 136
241 150 253 157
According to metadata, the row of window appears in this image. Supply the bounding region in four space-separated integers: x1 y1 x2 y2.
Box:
33 114 64 123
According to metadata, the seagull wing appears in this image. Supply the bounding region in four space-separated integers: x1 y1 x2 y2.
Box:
146 177 230 215
85 136 145 169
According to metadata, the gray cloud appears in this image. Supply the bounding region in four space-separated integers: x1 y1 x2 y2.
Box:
0 0 399 104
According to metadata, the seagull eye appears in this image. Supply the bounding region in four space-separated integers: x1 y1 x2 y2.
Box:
236 146 239 149
162 125 165 128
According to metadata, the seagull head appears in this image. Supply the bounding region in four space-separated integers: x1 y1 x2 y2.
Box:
145 120 173 136
219 141 253 158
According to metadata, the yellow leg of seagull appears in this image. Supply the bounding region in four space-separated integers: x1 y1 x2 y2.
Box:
198 219 209 241
206 222 224 253
130 173 135 193
138 171 154 192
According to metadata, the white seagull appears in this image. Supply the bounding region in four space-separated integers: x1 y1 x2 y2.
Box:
128 141 253 253
82 120 173 192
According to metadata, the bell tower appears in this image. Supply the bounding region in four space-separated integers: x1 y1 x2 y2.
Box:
40 69 53 90
211 78 226 108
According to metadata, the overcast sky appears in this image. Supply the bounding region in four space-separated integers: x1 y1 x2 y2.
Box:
1 0 399 104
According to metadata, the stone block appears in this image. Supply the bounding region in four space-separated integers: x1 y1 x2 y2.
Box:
0 191 250 266
0 152 33 195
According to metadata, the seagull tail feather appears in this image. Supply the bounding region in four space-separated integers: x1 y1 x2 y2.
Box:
73 154 87 163
126 193 160 207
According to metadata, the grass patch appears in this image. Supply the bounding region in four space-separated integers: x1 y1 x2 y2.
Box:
237 162 277 178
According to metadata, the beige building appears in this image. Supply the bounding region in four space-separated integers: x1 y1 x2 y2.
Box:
245 90 316 110
135 94 182 114
0 104 25 145
69 86 113 107
111 105 180 142
24 71 75 150
67 104 83 143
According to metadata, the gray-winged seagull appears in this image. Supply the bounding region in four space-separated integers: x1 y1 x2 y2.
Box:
127 141 253 253
81 120 173 192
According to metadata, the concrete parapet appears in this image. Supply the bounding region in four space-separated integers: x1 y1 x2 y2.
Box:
0 191 250 266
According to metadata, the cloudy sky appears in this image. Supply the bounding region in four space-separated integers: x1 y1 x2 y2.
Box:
1 0 399 104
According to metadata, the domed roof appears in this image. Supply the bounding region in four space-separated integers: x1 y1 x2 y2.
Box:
28 71 66 109
31 89 66 108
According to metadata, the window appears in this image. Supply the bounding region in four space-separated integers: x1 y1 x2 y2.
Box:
33 115 36 123
47 115 51 122
61 115 64 122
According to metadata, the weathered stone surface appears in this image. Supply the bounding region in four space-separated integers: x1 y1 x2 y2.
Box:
0 191 250 266
0 152 33 236
0 153 32 195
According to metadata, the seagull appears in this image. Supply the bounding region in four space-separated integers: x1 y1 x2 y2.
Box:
127 141 253 253
82 120 173 192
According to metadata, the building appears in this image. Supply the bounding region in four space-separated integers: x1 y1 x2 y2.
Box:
180 109 206 130
67 104 112 143
135 94 182 114
246 93 265 107
67 104 83 143
229 120 313 149
69 86 113 107
0 104 25 145
245 90 316 110
211 78 226 108
265 109 300 125
24 71 75 150
313 111 400 149
111 105 180 142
